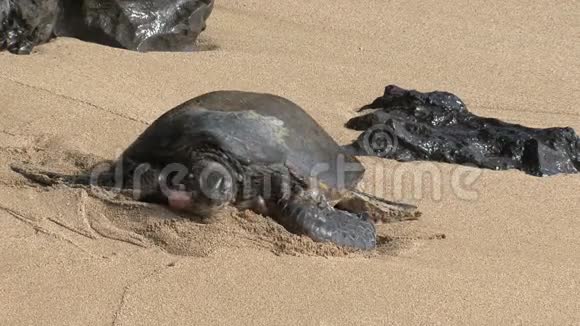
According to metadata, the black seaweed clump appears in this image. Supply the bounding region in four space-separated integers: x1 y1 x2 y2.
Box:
344 85 580 177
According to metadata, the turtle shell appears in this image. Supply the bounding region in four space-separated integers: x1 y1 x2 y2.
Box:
119 90 365 193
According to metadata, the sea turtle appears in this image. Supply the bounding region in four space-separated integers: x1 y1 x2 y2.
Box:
12 91 419 250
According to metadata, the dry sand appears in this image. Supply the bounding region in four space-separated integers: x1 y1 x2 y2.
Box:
1 1 579 325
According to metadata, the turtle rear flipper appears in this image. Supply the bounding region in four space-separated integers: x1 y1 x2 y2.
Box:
10 162 167 203
274 197 376 250
10 162 94 186
335 190 421 224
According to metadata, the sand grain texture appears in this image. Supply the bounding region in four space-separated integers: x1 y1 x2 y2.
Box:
1 1 579 325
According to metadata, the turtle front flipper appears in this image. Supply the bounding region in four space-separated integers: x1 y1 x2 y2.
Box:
274 197 377 250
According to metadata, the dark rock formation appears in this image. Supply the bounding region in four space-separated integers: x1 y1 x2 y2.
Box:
0 0 59 54
344 85 580 177
55 0 214 52
0 0 214 54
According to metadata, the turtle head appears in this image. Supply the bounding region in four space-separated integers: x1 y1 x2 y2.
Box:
158 157 238 218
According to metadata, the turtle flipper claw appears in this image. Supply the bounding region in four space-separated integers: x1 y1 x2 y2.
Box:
337 190 421 224
276 198 376 250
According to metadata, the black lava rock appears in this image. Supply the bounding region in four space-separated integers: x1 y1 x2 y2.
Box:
0 0 59 54
0 0 214 54
344 85 580 177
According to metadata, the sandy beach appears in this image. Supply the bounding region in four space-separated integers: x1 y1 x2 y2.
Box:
1 1 579 325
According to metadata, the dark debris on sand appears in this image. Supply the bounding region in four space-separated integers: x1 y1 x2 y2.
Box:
344 85 580 177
